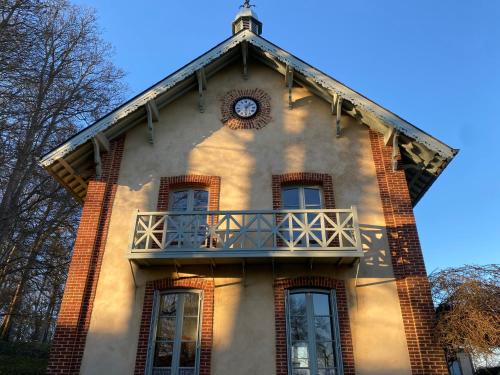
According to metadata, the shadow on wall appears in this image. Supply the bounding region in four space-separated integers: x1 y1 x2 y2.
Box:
100 61 403 374
359 224 391 275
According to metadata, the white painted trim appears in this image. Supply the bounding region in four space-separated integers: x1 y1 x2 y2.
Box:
40 30 455 167
40 31 249 166
245 33 455 158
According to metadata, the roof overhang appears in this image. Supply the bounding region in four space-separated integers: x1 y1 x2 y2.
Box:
39 29 458 205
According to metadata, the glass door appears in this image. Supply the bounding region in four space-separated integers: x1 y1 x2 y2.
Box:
167 189 209 247
281 186 323 247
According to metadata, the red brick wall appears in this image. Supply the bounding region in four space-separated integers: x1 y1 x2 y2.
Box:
134 277 214 375
369 130 448 374
46 136 125 374
274 276 355 375
272 172 335 209
157 175 221 211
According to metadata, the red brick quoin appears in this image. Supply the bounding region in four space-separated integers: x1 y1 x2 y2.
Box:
134 277 214 375
272 172 336 209
274 276 355 375
369 130 448 374
157 175 221 211
46 136 125 374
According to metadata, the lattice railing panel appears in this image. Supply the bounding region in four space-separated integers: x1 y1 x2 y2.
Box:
129 207 362 254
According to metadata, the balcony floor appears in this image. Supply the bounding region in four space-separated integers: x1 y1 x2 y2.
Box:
128 249 363 267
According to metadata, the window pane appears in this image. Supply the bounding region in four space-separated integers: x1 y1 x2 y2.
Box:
184 293 200 316
291 341 309 368
292 370 311 375
290 315 308 341
315 317 333 341
171 191 189 211
157 317 176 340
283 188 300 209
306 213 323 247
193 190 208 211
316 342 335 368
289 293 306 315
287 291 340 375
152 293 201 374
313 294 331 316
449 360 462 375
318 370 336 375
179 341 197 367
160 294 177 316
183 293 199 316
154 341 173 367
152 369 172 375
304 188 321 207
306 212 321 227
182 317 198 341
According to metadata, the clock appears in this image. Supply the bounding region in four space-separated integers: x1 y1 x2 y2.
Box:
220 88 271 130
234 97 259 118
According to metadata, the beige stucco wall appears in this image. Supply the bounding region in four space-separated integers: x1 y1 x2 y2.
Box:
80 62 412 375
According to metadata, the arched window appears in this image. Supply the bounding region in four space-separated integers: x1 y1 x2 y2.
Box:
169 188 209 212
286 289 343 375
281 186 322 210
281 186 323 247
148 290 203 375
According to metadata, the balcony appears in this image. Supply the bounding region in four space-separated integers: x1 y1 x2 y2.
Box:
128 207 363 266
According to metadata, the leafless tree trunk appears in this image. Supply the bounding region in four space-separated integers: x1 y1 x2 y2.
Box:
39 277 58 343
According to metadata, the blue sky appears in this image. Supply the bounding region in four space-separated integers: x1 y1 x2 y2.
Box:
74 0 500 273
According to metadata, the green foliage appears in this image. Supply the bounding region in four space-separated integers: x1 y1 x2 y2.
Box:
0 341 49 375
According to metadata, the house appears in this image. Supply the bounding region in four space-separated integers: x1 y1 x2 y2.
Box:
40 3 458 374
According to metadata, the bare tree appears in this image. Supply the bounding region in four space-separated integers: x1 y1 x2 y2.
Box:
0 0 126 342
429 264 500 361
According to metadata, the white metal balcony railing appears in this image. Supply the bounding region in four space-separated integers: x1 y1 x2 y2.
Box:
128 207 363 261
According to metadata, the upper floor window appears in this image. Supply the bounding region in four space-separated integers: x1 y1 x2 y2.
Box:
170 189 209 212
287 289 343 375
281 186 323 246
148 291 202 375
168 188 209 247
282 186 322 210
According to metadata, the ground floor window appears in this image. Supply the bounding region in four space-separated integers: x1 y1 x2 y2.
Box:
148 290 202 375
287 289 343 375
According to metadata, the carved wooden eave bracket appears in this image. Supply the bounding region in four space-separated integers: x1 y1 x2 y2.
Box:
38 29 457 205
331 93 343 138
145 99 159 144
51 158 88 203
196 68 207 113
241 41 248 79
92 132 110 180
285 64 294 109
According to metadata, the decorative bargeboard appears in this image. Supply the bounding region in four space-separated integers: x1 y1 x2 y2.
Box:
129 207 363 259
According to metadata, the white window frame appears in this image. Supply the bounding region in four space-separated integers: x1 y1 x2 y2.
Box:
146 289 203 375
169 188 209 212
285 288 344 375
168 188 210 247
281 185 324 209
281 186 324 247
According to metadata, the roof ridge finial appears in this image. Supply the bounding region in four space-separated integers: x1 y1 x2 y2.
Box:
233 0 262 35
240 0 255 9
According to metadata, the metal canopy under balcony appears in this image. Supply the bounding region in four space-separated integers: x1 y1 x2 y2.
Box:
127 207 364 266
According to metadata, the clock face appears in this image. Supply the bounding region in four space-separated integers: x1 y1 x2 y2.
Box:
233 97 258 118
